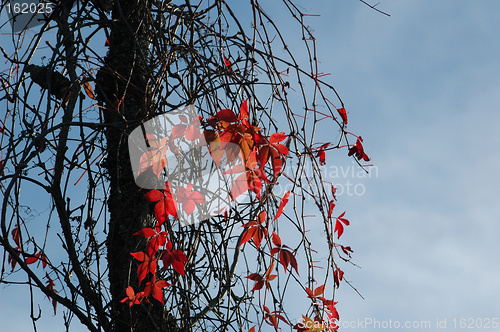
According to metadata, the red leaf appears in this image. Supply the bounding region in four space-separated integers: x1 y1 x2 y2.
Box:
45 273 58 314
239 99 249 120
8 248 19 271
271 231 282 247
305 287 314 298
320 298 339 321
331 184 337 201
314 284 325 297
316 150 326 166
263 305 290 329
204 130 224 167
148 182 178 222
223 55 232 71
214 108 238 123
161 246 188 275
239 227 255 247
269 148 284 179
348 138 370 161
120 286 144 307
335 212 350 238
154 195 178 222
135 227 167 256
137 135 169 179
257 210 267 224
340 245 353 258
246 261 278 292
171 123 188 140
247 171 263 197
337 107 348 124
184 125 202 141
145 190 164 202
246 274 264 291
279 250 299 274
269 132 287 143
130 252 157 284
334 268 344 288
26 252 41 265
134 228 157 238
273 191 290 221
175 185 206 215
327 200 335 219
239 222 267 248
11 227 20 247
315 142 330 166
230 173 250 201
45 272 56 293
144 276 171 304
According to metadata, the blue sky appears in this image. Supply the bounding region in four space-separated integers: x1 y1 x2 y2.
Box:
2 1 500 331
311 0 500 330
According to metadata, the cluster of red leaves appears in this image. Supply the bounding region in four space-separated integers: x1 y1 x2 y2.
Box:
263 305 290 330
291 285 339 332
239 191 298 275
348 137 370 161
270 231 299 274
137 114 204 181
236 175 347 332
240 210 268 247
246 261 277 291
315 143 330 166
137 133 169 179
124 218 187 305
7 227 57 313
130 102 359 331
203 100 289 200
8 227 48 269
145 181 178 222
326 185 351 240
137 101 289 204
223 150 269 200
171 115 203 141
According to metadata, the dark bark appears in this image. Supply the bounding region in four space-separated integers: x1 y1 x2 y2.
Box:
96 1 169 331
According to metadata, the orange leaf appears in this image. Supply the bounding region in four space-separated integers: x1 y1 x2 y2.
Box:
83 81 95 99
314 284 325 297
269 132 287 143
239 99 249 120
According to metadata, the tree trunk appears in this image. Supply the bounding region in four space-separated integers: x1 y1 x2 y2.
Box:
97 1 170 330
